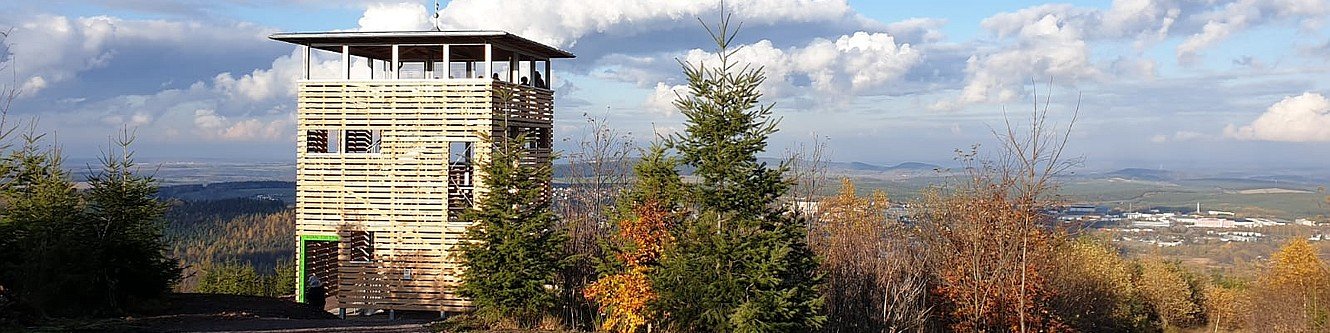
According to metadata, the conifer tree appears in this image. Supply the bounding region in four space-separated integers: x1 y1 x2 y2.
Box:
457 128 567 325
84 131 181 308
0 132 87 316
651 11 824 332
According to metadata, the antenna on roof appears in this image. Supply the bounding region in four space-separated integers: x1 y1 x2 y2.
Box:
431 0 442 31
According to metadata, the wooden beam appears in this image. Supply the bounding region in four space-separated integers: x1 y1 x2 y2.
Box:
441 45 451 79
391 45 400 80
302 45 311 80
341 45 350 80
483 44 492 79
510 52 519 83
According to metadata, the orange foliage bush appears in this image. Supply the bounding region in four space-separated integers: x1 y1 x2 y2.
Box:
922 181 1063 332
584 200 674 333
585 268 654 333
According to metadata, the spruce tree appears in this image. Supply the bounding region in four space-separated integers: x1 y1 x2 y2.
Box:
652 12 824 333
0 132 88 316
84 132 180 308
457 129 567 325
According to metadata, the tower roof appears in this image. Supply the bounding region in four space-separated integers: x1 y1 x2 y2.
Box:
269 30 575 60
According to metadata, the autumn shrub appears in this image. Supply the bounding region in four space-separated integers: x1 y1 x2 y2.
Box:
555 113 634 329
916 90 1080 332
1133 258 1205 330
811 178 928 332
1249 239 1330 332
919 179 1062 332
1203 281 1250 332
1047 237 1152 332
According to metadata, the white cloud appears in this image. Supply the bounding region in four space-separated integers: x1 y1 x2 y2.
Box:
644 82 687 116
194 108 226 129
1109 56 1158 79
0 11 332 148
359 2 433 31
1224 92 1330 142
935 0 1330 110
884 18 948 44
211 49 306 102
676 32 919 100
436 0 854 48
1152 130 1207 143
1100 0 1182 47
1177 0 1328 64
217 118 288 141
936 5 1099 110
192 108 288 141
18 76 47 97
3 14 272 97
1173 130 1205 141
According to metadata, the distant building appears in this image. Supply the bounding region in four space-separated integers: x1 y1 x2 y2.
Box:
1132 219 1172 228
1245 218 1287 227
1192 217 1235 228
1067 205 1097 214
790 201 820 215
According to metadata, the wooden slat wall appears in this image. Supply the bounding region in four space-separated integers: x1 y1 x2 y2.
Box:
295 79 554 312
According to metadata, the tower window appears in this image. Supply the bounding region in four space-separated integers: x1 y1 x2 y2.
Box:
348 231 373 263
344 129 381 153
449 142 473 165
306 129 340 153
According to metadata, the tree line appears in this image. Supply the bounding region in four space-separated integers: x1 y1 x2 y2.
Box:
167 201 293 293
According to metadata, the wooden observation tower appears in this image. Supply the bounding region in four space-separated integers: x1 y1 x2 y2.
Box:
270 30 573 314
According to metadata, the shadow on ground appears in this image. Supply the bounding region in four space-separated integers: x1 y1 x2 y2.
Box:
43 293 437 332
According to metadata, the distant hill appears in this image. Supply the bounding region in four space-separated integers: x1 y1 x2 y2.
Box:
554 158 946 177
1102 168 1177 181
844 161 889 171
1247 174 1329 186
887 162 943 171
826 161 943 173
158 181 295 203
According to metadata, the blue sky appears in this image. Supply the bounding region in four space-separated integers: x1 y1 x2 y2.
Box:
1 0 1328 171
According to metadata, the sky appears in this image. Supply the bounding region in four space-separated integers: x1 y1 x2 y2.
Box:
0 0 1328 171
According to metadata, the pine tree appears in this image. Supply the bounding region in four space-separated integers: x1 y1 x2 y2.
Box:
457 128 567 325
196 261 264 296
0 132 87 316
652 11 824 332
0 129 181 317
84 131 181 308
